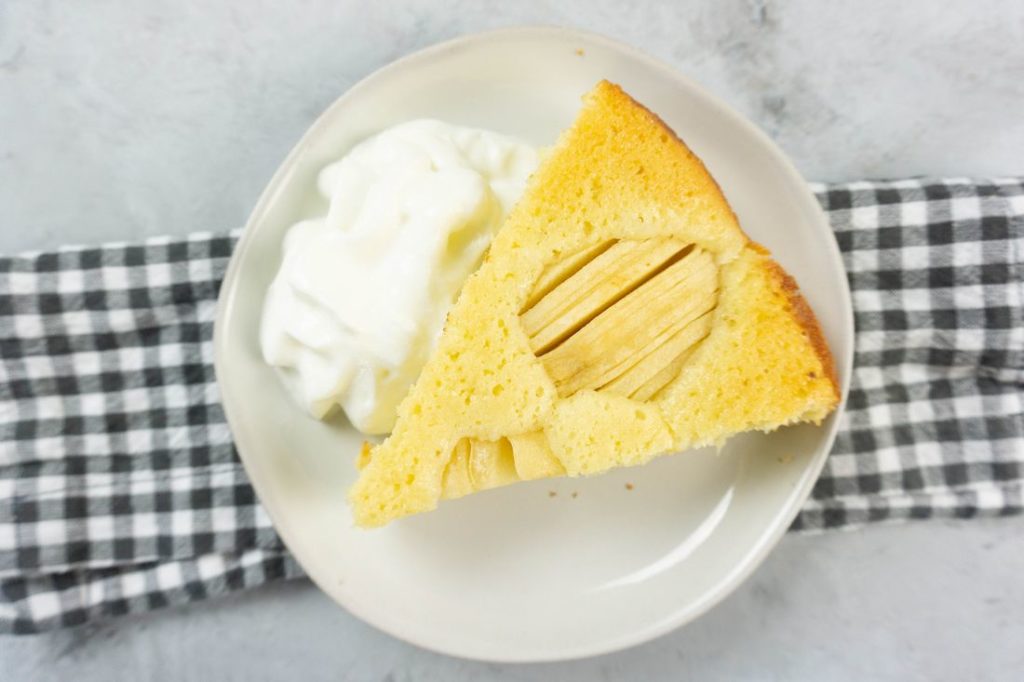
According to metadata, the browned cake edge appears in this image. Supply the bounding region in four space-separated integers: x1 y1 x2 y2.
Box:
596 81 745 241
758 247 841 404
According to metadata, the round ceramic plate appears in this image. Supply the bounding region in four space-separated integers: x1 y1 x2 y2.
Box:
214 26 853 662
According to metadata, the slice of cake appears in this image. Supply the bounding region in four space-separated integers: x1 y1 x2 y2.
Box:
350 81 839 527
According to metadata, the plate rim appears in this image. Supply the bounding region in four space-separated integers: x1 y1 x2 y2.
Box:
214 24 854 662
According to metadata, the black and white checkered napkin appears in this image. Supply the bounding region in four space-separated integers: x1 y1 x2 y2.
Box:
1 179 1022 633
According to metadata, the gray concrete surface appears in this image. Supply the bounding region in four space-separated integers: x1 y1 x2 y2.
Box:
2 1 1023 680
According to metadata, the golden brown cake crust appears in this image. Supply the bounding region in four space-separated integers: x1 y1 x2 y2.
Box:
599 82 745 243
764 258 841 402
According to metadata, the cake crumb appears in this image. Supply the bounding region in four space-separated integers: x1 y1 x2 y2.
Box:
625 483 634 491
575 47 585 57
548 490 557 497
571 491 578 499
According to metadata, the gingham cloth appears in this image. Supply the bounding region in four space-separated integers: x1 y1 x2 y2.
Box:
1 179 1022 634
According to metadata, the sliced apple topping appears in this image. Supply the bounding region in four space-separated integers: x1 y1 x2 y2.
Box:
521 239 691 354
440 432 565 500
521 239 617 311
520 240 719 400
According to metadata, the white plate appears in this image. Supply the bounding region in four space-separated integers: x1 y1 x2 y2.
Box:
214 26 853 662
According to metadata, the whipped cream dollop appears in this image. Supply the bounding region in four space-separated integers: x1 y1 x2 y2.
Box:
260 120 537 434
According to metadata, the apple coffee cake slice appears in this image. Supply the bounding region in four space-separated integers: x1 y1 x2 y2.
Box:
350 81 839 527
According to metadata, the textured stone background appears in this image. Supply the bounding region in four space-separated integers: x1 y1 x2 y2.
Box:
2 1 1023 680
